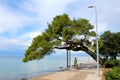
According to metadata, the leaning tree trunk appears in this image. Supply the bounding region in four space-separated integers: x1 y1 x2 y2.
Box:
55 41 105 67
82 44 104 67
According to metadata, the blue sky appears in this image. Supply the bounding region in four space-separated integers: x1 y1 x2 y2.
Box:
0 0 120 56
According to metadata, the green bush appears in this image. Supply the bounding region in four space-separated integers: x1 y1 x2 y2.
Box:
104 59 120 68
105 67 120 80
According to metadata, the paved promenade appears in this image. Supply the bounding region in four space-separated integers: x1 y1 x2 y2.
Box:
31 63 102 80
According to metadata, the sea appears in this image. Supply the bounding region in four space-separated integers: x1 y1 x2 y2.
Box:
0 52 95 80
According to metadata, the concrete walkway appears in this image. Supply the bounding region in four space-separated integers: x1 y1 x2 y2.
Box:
85 69 102 80
70 68 102 80
31 63 102 80
31 68 102 80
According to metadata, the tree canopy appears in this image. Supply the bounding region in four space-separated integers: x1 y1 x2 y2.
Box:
99 31 120 60
23 14 104 66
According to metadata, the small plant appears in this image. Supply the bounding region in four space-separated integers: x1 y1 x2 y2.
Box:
104 59 120 68
105 67 120 80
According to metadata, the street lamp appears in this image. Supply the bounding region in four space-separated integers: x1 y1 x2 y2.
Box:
88 5 100 77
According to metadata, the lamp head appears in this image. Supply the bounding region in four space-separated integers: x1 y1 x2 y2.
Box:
88 6 94 8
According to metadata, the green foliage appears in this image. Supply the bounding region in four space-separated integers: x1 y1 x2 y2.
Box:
23 35 54 62
62 27 76 41
71 18 95 39
104 59 120 68
105 67 120 80
23 14 96 62
99 31 120 59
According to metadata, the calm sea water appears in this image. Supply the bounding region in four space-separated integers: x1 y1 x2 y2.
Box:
0 52 95 80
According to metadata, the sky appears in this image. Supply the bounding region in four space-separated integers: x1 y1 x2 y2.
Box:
0 0 120 56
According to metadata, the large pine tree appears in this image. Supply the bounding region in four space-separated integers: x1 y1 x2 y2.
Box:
23 14 104 67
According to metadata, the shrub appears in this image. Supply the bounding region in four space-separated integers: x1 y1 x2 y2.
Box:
105 67 120 80
104 59 120 68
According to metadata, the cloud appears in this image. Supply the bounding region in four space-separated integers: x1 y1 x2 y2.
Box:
0 0 120 55
18 31 41 46
97 22 108 33
20 0 79 27
0 5 21 33
0 0 78 52
68 0 120 33
96 0 120 32
1 0 120 34
0 0 78 35
0 30 41 51
0 3 38 34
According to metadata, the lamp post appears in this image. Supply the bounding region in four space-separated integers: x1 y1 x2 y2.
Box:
88 5 100 77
